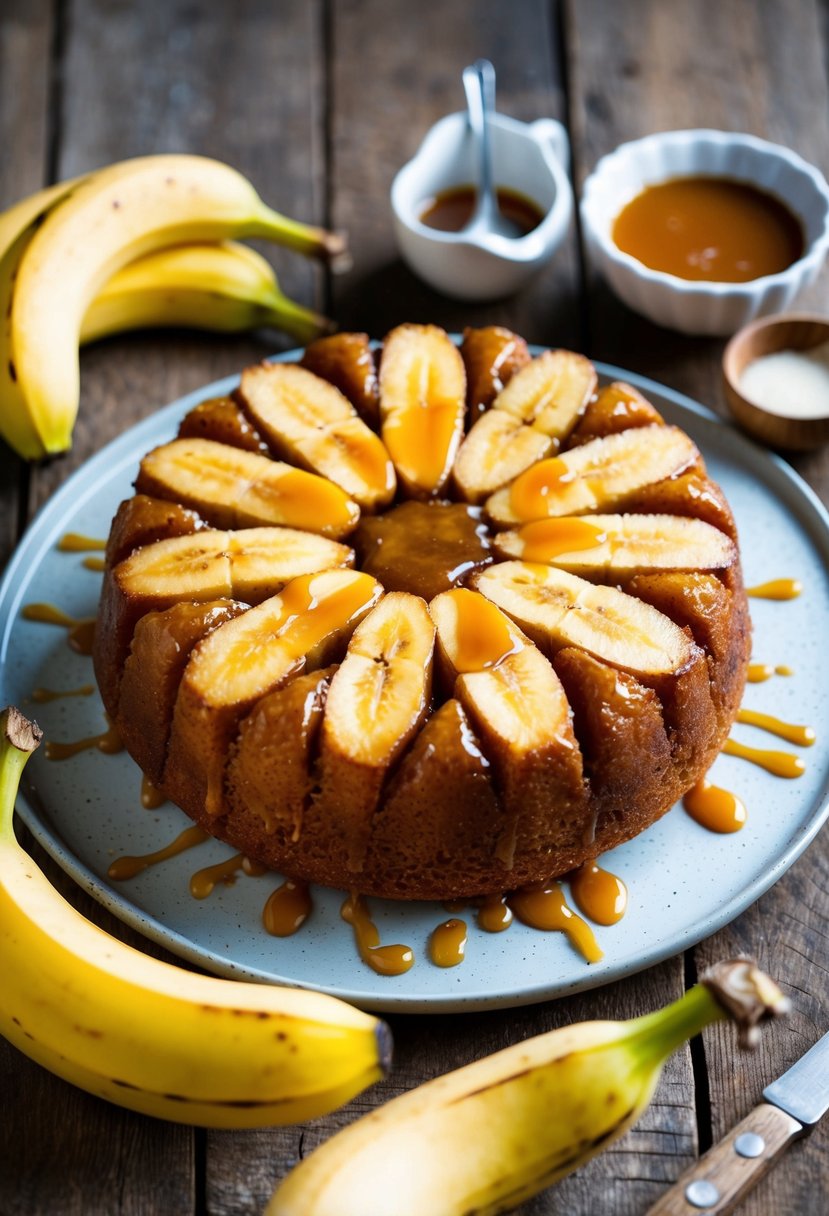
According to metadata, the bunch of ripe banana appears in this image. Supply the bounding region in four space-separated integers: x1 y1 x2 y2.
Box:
0 155 344 460
268 959 789 1215
0 706 391 1127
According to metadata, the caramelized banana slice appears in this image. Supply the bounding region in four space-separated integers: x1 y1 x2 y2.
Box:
237 362 395 510
460 326 531 425
493 513 736 575
166 570 382 817
378 323 466 497
568 381 665 446
137 437 359 537
95 527 353 720
177 395 270 454
453 410 553 504
429 588 589 870
300 332 380 427
474 561 693 678
493 349 597 440
105 494 204 568
486 425 699 525
315 592 436 870
117 600 247 783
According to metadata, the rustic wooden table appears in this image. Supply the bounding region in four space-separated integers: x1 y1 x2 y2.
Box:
1 1 827 1213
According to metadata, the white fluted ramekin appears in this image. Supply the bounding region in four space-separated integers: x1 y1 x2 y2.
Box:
580 129 829 336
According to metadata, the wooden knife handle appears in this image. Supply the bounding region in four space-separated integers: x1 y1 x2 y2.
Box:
645 1103 804 1215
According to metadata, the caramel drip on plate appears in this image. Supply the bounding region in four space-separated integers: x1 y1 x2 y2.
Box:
746 578 802 600
108 826 209 880
82 556 107 572
46 715 123 760
509 456 573 521
568 861 628 926
140 774 167 809
263 879 313 937
508 883 604 963
683 778 747 833
57 532 106 552
429 918 468 968
746 663 793 683
340 892 414 976
22 602 96 655
477 893 513 932
31 683 95 703
515 517 606 562
722 738 805 778
736 707 815 747
190 854 267 900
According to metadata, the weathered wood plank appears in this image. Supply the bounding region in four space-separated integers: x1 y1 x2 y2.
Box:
567 2 829 1213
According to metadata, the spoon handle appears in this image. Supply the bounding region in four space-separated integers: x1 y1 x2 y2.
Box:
462 59 498 230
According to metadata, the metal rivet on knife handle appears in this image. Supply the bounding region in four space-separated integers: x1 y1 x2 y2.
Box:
734 1131 765 1158
685 1179 720 1208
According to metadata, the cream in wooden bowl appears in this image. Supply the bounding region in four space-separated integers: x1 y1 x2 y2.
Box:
723 313 829 450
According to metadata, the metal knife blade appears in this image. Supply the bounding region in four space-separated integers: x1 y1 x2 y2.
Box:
763 1026 829 1128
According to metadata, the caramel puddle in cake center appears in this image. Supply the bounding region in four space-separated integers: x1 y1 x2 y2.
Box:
340 892 414 976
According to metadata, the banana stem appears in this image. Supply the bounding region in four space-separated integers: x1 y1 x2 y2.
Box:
0 708 42 845
627 984 724 1069
248 206 351 269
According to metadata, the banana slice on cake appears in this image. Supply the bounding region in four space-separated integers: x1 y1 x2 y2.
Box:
378 324 466 497
237 362 395 510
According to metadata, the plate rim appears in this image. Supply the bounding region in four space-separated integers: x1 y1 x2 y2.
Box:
2 351 829 1013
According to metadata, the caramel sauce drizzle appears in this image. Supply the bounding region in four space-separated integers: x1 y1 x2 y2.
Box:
746 578 802 600
45 715 123 760
22 602 96 655
140 774 167 809
508 883 604 963
447 588 521 672
515 517 606 562
82 556 107 572
683 778 747 834
108 826 209 880
736 707 815 747
340 892 414 976
568 860 628 926
477 893 513 933
746 662 793 683
429 918 468 968
722 738 805 778
31 683 95 703
57 532 106 552
509 455 574 521
263 879 313 937
190 853 267 900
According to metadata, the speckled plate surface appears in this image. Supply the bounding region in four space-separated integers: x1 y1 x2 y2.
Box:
2 354 828 1013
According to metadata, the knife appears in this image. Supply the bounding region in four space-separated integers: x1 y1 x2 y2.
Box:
646 1028 829 1215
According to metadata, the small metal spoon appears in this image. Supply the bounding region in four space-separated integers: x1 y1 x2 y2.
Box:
461 59 523 240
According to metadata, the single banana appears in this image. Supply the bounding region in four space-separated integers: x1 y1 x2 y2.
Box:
268 959 788 1216
0 178 86 457
0 706 391 1128
81 241 334 346
7 154 346 455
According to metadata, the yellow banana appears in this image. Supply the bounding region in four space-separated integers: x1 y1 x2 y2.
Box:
0 706 391 1128
7 154 346 456
81 241 333 346
268 959 788 1216
0 178 86 457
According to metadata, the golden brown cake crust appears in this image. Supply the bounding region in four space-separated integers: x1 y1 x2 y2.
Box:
94 327 751 900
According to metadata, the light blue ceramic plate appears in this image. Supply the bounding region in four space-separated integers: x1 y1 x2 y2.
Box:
2 355 828 1013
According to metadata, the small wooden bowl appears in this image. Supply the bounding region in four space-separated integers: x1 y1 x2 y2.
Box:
723 312 829 450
